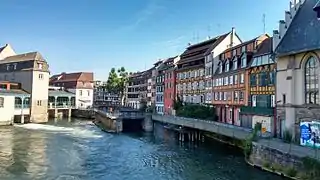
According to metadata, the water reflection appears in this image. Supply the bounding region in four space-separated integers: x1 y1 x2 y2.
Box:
0 120 285 180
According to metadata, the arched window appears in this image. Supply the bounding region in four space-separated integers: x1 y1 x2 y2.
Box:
305 56 319 104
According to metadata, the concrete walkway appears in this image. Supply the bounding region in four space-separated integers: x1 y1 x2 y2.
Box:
258 138 320 160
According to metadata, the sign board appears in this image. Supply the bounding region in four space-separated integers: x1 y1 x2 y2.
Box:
300 121 320 148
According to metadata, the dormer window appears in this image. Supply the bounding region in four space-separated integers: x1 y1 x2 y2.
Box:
241 56 247 68
232 49 237 56
6 64 10 71
233 57 238 70
241 46 246 53
225 61 230 72
219 63 223 73
13 63 17 70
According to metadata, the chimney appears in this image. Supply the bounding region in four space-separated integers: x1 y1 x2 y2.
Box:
230 27 235 47
207 36 211 40
187 42 192 46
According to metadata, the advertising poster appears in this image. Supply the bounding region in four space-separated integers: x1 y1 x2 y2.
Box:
300 121 320 148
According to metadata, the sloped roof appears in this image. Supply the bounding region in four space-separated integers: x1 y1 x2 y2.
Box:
177 32 230 65
0 45 5 53
254 37 273 57
276 0 320 56
0 52 46 63
50 72 94 83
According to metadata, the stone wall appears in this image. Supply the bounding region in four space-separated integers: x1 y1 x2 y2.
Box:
142 114 153 132
277 105 320 140
250 142 302 170
72 109 95 119
152 114 252 140
95 112 121 132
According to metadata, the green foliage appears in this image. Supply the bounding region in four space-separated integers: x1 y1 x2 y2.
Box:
146 104 155 113
285 167 297 177
139 98 147 112
173 96 183 111
105 67 129 105
243 122 262 158
175 102 217 121
283 129 293 143
262 161 271 169
301 156 320 179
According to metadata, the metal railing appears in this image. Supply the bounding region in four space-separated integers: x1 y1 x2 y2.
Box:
15 104 30 109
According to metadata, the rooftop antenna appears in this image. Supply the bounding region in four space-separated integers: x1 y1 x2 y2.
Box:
207 25 211 39
192 31 196 43
196 31 199 43
262 13 266 34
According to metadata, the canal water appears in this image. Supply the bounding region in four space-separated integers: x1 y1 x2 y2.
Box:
0 119 285 180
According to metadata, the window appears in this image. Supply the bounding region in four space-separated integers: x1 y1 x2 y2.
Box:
87 90 90 96
80 90 83 96
259 72 267 86
37 100 42 106
252 95 257 107
305 56 319 104
223 92 227 100
239 91 244 100
224 77 228 85
219 64 223 73
271 95 276 107
241 56 246 68
234 91 238 101
0 97 4 108
250 74 257 86
229 76 233 85
240 73 245 84
241 46 246 53
38 63 43 69
13 63 17 70
39 74 43 80
6 64 10 71
233 58 238 70
282 94 286 104
232 49 237 56
234 75 238 84
225 61 230 72
219 92 223 100
269 71 275 85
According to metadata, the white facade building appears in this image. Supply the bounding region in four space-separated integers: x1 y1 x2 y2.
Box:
0 44 49 123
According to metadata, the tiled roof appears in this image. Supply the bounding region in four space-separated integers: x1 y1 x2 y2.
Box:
0 52 45 64
49 90 75 97
50 72 94 83
276 0 320 56
254 37 273 57
177 32 230 65
0 89 30 96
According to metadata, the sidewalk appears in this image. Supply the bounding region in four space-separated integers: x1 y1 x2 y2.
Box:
258 138 320 160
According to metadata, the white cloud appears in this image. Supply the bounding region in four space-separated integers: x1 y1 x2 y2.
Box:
118 0 165 32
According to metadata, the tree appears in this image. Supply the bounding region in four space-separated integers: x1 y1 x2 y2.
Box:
105 67 129 106
106 68 119 93
117 67 129 105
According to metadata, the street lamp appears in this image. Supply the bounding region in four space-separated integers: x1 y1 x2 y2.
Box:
314 0 320 20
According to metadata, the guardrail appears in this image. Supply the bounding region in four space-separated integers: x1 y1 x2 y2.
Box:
93 108 145 120
152 114 254 140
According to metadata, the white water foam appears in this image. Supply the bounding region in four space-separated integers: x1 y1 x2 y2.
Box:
15 123 103 139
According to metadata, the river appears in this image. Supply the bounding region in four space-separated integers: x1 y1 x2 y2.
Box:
0 118 285 180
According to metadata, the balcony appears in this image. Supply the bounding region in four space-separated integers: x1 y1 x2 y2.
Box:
14 97 30 115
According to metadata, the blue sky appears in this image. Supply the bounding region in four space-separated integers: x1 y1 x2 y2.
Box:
0 0 288 80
